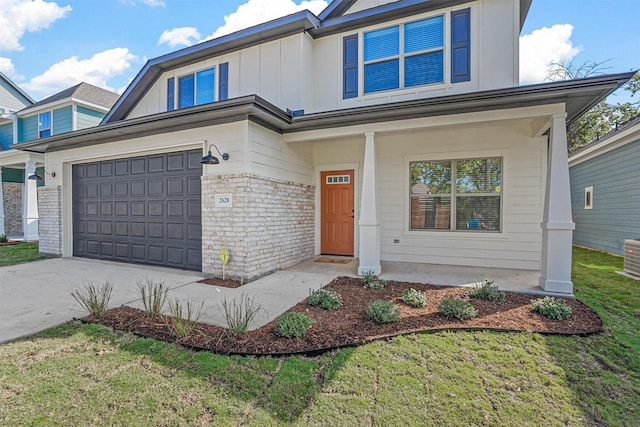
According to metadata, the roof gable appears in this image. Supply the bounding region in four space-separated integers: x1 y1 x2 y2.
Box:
0 72 34 110
21 83 119 115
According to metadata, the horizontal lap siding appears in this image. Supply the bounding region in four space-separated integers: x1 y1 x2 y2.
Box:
0 123 13 148
53 107 72 134
77 106 104 129
570 140 640 254
376 123 544 270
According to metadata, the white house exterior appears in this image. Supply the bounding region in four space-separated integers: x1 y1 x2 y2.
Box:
16 0 633 294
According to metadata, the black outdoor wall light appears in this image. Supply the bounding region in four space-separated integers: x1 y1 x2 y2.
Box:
200 143 230 165
27 170 56 181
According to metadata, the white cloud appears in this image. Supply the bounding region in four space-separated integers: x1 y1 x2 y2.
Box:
0 57 23 80
118 0 165 7
519 24 581 85
158 27 201 48
205 0 328 41
0 0 71 51
24 48 137 97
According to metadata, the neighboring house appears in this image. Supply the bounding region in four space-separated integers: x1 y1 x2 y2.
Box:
0 72 37 238
16 0 633 295
569 115 640 255
0 81 119 239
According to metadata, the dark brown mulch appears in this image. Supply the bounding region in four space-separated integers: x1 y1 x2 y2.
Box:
197 277 243 288
85 276 602 356
0 241 24 246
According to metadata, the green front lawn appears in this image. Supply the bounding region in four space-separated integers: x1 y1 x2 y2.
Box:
0 246 638 426
0 242 44 267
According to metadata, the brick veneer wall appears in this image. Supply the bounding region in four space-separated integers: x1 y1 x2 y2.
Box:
37 186 62 256
2 182 23 234
202 173 315 281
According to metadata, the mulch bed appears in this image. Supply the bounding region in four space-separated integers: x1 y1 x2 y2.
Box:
197 277 244 288
85 276 602 357
0 241 24 246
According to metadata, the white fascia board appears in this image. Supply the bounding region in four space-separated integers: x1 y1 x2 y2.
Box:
0 149 44 166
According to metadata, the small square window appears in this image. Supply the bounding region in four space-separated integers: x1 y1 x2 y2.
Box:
584 186 593 209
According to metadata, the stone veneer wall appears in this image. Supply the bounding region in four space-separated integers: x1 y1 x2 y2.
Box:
2 182 23 235
202 173 315 281
37 186 62 256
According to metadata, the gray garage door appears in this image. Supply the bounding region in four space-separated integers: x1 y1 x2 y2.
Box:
72 150 202 271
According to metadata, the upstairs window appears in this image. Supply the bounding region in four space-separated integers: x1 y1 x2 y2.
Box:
364 16 443 94
38 112 51 138
167 64 229 111
410 157 502 231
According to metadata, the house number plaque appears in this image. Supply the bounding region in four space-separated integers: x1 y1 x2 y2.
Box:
215 194 232 207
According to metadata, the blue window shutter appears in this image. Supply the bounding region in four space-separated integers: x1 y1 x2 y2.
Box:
343 34 358 99
167 77 175 111
179 75 194 108
196 68 215 105
219 62 229 101
451 8 471 83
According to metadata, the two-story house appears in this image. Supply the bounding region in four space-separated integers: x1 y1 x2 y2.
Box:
16 0 633 295
1 81 119 239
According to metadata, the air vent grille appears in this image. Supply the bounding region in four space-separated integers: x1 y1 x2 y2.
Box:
623 239 640 277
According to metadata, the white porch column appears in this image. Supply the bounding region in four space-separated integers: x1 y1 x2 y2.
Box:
358 131 381 275
539 113 574 294
0 167 5 236
23 160 39 241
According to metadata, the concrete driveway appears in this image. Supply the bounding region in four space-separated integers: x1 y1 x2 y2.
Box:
0 257 341 343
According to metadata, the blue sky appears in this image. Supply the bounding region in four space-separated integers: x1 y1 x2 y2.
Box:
0 0 637 103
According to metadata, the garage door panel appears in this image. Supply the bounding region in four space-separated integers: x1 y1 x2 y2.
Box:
73 149 202 270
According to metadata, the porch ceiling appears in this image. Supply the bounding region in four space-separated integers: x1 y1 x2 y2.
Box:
13 72 634 154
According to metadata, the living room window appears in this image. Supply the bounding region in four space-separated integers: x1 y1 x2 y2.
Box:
410 157 502 231
363 15 444 93
38 112 51 138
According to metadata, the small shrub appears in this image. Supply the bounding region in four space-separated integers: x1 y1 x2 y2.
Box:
401 288 427 307
219 293 263 336
366 300 400 324
275 312 314 339
308 288 343 310
469 279 506 302
361 271 388 290
166 299 205 338
531 297 573 320
439 298 478 321
0 234 8 243
71 281 113 316
137 277 168 318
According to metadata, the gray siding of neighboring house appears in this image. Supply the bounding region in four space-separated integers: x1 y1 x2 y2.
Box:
0 80 30 113
0 122 13 149
53 106 73 134
77 106 105 129
18 115 38 142
570 140 640 254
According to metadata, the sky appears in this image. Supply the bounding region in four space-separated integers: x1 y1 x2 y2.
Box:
0 0 637 103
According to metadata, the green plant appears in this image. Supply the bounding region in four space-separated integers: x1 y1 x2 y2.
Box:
71 281 114 316
439 298 478 321
275 312 314 339
0 234 8 243
308 288 343 310
166 299 205 338
531 297 573 320
137 277 168 318
366 300 401 324
361 271 388 290
401 288 427 307
219 293 263 336
469 279 506 302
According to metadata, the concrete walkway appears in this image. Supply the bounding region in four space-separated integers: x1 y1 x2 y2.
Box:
1 256 555 344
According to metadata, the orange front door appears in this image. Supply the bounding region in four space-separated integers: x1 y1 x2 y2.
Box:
321 170 354 256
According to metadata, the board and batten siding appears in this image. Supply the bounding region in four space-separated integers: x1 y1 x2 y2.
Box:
570 139 640 255
18 115 38 143
374 122 544 270
77 106 105 129
0 123 13 148
53 106 73 134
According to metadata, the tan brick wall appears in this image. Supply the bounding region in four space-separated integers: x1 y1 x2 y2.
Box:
202 173 314 281
2 182 23 235
37 186 62 256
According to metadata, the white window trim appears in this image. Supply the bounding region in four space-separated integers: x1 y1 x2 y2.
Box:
584 186 593 209
403 150 509 239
